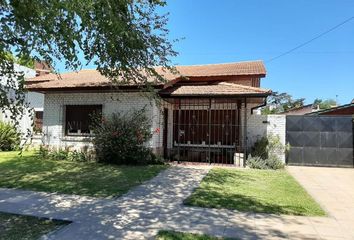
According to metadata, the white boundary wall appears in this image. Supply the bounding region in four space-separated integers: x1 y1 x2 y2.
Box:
247 114 286 163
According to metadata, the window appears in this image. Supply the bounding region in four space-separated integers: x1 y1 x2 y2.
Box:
33 111 43 133
65 105 102 136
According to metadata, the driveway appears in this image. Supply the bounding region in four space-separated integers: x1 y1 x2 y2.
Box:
288 166 354 239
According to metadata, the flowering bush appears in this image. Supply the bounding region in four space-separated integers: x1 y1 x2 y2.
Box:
90 108 156 165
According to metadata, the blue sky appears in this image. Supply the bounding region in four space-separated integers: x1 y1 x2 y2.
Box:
164 0 354 104
56 1 354 104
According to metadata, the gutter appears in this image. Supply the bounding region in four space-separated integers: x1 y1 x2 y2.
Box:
251 97 268 114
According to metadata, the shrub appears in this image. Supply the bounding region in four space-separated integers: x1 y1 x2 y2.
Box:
266 155 285 170
0 121 20 151
49 148 69 161
90 108 157 165
38 145 49 158
250 134 286 160
247 155 267 169
38 145 95 162
247 154 284 170
68 148 95 162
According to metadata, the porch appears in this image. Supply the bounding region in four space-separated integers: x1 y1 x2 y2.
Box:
160 87 270 164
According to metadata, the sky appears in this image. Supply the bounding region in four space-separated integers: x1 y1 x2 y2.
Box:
56 0 354 105
163 0 354 104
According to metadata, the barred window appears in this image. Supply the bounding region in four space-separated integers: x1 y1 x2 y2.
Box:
65 105 102 136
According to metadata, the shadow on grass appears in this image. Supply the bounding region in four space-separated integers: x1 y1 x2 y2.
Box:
0 151 167 198
184 189 311 216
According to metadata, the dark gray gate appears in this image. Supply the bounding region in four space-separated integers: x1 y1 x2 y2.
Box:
286 115 354 167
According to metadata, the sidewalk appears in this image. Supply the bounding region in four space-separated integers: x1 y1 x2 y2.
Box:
0 166 353 239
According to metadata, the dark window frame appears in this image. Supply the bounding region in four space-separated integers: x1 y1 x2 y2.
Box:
33 111 43 133
65 105 102 136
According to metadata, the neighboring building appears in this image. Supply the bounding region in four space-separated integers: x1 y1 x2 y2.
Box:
26 60 272 164
307 101 354 116
280 104 317 115
0 64 45 143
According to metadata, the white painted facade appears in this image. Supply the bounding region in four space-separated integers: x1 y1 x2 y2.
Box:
42 92 163 151
41 91 286 163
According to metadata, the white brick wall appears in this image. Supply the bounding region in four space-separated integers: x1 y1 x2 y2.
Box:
43 92 163 151
247 114 286 162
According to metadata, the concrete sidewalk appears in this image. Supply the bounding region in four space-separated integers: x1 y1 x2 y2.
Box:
0 166 353 239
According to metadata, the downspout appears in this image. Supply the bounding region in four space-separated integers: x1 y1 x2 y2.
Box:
251 97 268 114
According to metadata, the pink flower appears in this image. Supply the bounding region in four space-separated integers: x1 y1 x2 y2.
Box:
154 128 160 134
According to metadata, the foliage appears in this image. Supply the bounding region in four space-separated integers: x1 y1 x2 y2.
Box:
0 151 167 198
0 212 67 240
246 155 268 169
90 108 158 165
313 98 337 110
247 155 284 170
261 92 305 114
248 134 286 170
156 230 230 240
185 168 326 216
250 134 286 160
38 145 95 162
68 149 95 162
1 0 176 84
0 0 176 142
0 121 20 151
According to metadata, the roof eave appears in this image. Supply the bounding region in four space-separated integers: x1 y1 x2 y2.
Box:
159 92 271 98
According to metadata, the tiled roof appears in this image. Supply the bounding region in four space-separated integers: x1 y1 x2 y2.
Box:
26 61 266 90
159 82 271 97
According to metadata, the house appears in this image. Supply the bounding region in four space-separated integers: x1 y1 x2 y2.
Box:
280 104 318 115
307 101 354 116
0 64 45 142
26 60 271 164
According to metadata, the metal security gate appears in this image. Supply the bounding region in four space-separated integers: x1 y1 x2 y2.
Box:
286 115 354 167
163 98 243 164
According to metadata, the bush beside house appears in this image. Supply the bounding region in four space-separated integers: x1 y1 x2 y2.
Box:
90 108 160 165
247 134 286 170
0 121 20 151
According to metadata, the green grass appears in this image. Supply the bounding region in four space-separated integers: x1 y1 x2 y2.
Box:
184 168 326 216
0 151 167 198
156 230 236 240
0 212 67 240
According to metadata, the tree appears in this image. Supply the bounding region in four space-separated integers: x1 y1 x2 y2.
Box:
261 92 305 114
313 98 337 110
0 0 176 143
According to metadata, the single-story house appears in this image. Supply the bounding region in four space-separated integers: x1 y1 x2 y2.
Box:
26 60 271 164
280 104 318 115
306 101 354 116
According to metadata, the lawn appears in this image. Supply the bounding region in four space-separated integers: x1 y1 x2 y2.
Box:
156 230 235 240
0 212 67 240
0 151 167 198
184 168 325 216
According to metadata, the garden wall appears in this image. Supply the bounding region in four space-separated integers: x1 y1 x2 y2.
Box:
247 114 286 163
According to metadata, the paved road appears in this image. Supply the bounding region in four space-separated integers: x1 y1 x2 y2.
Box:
0 166 353 239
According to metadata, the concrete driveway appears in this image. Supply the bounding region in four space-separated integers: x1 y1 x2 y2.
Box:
288 166 354 238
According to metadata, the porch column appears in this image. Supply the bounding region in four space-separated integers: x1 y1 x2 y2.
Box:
243 98 247 163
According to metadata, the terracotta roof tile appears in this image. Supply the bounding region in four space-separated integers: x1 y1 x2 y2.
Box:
159 82 271 97
26 60 266 90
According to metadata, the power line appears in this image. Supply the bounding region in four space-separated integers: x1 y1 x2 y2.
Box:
267 16 354 63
